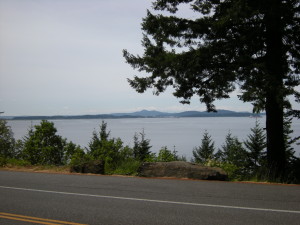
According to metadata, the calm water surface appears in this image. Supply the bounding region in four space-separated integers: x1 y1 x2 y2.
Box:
8 117 300 159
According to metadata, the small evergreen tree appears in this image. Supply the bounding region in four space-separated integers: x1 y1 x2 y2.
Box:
219 132 248 166
22 120 66 165
157 146 177 162
0 119 16 159
283 114 300 183
88 121 110 158
193 131 215 165
88 130 102 158
244 120 267 174
283 115 299 163
216 132 248 180
99 120 110 141
133 129 152 161
87 121 122 164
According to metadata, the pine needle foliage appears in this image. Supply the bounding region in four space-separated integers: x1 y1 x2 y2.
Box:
193 130 215 165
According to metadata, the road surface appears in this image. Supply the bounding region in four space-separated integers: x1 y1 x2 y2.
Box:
0 170 299 225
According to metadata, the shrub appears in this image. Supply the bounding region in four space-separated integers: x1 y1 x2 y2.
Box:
110 159 141 176
21 120 66 165
157 146 178 162
215 132 248 180
5 158 31 167
0 119 16 159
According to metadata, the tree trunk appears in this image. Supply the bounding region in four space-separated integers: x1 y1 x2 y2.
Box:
265 95 285 179
264 0 286 180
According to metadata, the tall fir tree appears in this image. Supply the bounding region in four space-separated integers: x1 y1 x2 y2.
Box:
123 0 300 180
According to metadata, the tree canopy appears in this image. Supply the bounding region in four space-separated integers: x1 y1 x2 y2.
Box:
123 0 300 180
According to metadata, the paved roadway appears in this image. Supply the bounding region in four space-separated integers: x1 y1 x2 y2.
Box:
0 170 299 225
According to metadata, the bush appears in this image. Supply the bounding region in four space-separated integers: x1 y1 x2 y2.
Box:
286 156 300 184
70 159 105 174
157 146 178 162
5 158 31 167
0 156 6 167
215 132 248 180
22 120 66 165
63 141 84 165
0 119 16 159
87 121 130 172
110 159 141 176
80 121 145 175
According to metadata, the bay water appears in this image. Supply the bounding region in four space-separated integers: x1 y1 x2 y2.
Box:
7 117 300 160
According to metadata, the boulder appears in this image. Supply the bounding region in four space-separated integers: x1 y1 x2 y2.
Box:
138 161 228 181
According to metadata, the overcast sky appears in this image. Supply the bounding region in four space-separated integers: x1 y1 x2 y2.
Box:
0 0 254 116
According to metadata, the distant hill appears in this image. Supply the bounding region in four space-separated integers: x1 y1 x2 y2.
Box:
112 110 172 117
6 110 263 120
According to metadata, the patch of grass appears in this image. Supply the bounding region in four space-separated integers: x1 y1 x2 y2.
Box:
5 158 31 167
0 159 71 173
112 160 141 176
31 165 71 172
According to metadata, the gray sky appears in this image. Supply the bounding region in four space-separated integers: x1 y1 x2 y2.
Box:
0 0 253 116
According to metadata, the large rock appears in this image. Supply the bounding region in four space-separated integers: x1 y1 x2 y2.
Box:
138 161 228 181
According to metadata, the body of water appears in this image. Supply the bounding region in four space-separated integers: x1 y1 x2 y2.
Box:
7 117 300 160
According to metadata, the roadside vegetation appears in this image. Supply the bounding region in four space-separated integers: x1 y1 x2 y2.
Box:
0 118 299 183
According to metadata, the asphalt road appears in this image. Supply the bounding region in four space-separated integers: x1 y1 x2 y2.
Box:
0 170 299 225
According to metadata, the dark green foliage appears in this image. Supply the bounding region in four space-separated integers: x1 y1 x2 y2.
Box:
112 158 141 176
70 159 105 174
87 121 110 158
0 119 16 159
215 132 248 180
2 116 299 182
87 121 124 172
64 141 84 165
69 146 91 168
85 121 142 174
157 146 178 162
133 130 152 161
244 120 267 174
283 115 300 163
283 114 300 183
124 0 299 110
217 132 248 166
286 157 300 184
123 0 300 180
193 131 215 164
22 120 66 165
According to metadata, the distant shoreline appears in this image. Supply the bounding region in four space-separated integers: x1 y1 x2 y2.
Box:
2 110 263 120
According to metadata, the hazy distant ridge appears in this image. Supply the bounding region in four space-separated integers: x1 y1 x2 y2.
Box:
7 110 262 120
